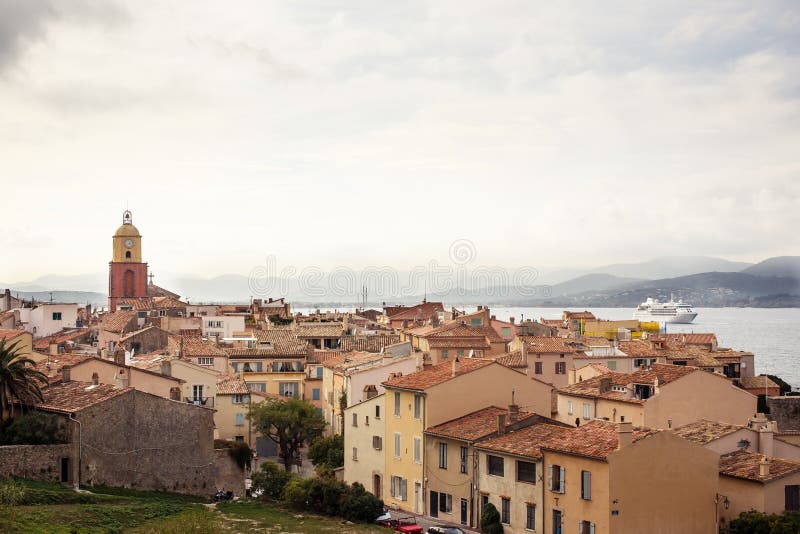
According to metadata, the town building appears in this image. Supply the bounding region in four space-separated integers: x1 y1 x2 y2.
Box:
344 393 386 499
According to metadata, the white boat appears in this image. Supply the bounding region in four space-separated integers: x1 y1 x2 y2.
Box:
633 295 697 324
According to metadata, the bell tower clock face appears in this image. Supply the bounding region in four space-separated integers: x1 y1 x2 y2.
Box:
125 239 134 248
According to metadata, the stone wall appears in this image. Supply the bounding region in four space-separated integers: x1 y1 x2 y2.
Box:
0 444 73 483
213 448 245 497
76 389 218 496
768 396 800 431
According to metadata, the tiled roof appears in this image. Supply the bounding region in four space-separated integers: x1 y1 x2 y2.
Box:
339 335 401 352
476 423 572 460
739 376 780 390
386 302 445 321
581 336 613 347
307 350 343 364
655 333 718 346
0 329 26 341
558 363 700 403
540 420 659 460
719 450 800 483
617 340 658 357
168 335 226 357
382 358 493 391
673 420 746 445
295 323 344 338
576 363 612 374
428 338 491 350
425 406 537 442
33 329 90 350
521 336 583 354
425 321 506 343
323 351 407 373
153 296 187 309
34 353 94 376
100 311 136 333
495 351 526 369
120 325 163 342
36 380 131 414
116 298 155 311
564 311 596 320
225 348 305 359
217 376 251 395
253 329 308 356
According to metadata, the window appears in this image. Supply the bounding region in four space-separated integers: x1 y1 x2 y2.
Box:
457 350 464 357
312 388 320 401
413 437 422 464
192 385 204 401
501 497 510 524
567 401 573 415
366 415 369 426
394 392 401 416
279 382 298 397
439 442 448 469
579 520 596 534
413 394 422 419
372 436 382 450
247 382 266 392
548 465 565 493
352 413 358 427
439 492 453 513
471 317 482 326
787 485 800 511
583 403 591 420
52 312 62 321
517 460 536 484
442 350 449 360
232 394 249 404
555 362 566 374
460 446 468 474
581 470 591 500
235 413 244 426
352 447 358 461
488 455 504 477
526 504 536 530
198 357 213 366
316 367 323 379
501 327 511 337
137 311 147 318
394 433 401 459
606 361 617 370
534 362 543 375
375 405 381 419
390 476 407 501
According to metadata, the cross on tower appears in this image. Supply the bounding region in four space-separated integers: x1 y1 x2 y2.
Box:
148 273 154 285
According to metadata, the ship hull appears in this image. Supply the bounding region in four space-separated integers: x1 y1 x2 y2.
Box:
633 311 697 324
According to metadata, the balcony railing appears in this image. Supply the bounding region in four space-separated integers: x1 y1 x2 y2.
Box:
185 397 214 407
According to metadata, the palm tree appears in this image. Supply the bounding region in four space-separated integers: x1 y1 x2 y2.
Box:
0 338 48 427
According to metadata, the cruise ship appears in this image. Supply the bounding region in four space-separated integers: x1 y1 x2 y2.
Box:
633 296 697 324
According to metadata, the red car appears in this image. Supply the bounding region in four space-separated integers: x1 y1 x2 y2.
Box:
375 512 423 533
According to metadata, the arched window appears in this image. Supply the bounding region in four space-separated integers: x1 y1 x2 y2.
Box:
123 269 135 297
169 387 181 401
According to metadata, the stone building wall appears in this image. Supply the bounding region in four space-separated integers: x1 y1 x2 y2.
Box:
768 396 800 431
0 444 73 483
213 448 246 497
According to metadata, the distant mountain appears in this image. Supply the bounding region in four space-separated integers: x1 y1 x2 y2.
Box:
548 273 643 295
742 256 800 278
4 290 106 306
1 273 107 294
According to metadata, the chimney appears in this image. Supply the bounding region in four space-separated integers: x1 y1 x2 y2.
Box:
508 404 520 423
509 317 515 325
160 361 172 377
759 456 770 478
61 365 71 384
759 425 775 457
497 413 507 435
113 347 125 366
617 421 633 449
49 343 59 356
599 377 612 394
115 369 129 389
92 373 99 386
491 315 496 321
452 357 460 377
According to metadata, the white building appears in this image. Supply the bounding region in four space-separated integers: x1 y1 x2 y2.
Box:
16 303 79 338
201 315 246 340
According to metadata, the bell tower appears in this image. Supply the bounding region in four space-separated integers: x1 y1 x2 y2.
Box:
108 210 148 312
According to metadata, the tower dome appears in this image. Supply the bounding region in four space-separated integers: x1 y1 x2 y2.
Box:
114 210 141 237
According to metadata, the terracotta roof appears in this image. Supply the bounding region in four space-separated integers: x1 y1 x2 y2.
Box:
540 420 659 460
477 423 572 460
100 311 136 333
307 350 344 364
339 335 401 352
382 358 494 391
225 348 305 359
673 420 746 445
34 353 94 374
116 298 155 311
36 380 131 414
655 333 717 346
323 351 408 373
0 329 26 341
495 351 526 369
581 336 613 347
425 406 538 442
33 329 90 350
386 302 445 321
153 296 187 309
558 363 700 404
217 377 251 395
424 321 506 344
576 363 612 375
521 336 583 354
296 323 345 338
252 329 308 356
168 335 226 357
719 450 800 483
564 311 596 320
428 337 491 350
739 376 780 390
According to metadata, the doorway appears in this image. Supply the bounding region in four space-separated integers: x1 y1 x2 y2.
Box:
460 498 468 525
415 482 422 513
60 457 70 483
553 509 563 534
429 490 439 518
373 474 381 499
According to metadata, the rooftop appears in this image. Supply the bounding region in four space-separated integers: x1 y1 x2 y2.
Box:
100 311 136 333
216 376 251 395
558 363 701 404
719 450 800 483
673 419 745 445
494 351 526 369
36 380 131 414
520 336 583 354
168 335 227 357
540 420 659 460
739 375 780 390
382 358 494 391
425 406 537 442
476 423 572 460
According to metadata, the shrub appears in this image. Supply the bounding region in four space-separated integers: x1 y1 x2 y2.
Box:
340 482 383 523
251 461 294 500
729 510 800 533
0 411 66 445
308 434 344 469
282 477 314 510
282 477 382 523
0 479 27 506
480 502 504 534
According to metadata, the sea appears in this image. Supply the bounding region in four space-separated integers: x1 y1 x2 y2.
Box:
295 306 800 390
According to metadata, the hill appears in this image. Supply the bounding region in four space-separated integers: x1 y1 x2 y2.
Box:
742 256 800 278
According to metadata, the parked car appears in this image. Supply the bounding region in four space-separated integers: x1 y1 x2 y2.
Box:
374 511 423 533
427 526 466 534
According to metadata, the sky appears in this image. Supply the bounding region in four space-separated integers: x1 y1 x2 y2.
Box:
2 0 799 282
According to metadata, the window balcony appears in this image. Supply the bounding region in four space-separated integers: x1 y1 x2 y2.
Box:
186 396 214 407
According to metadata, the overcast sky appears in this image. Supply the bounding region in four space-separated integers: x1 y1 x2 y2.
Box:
2 0 799 282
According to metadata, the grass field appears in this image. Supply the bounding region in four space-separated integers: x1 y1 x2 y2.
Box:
0 479 390 533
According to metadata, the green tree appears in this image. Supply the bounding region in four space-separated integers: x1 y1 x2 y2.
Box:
251 460 295 500
338 389 347 438
0 339 47 427
729 510 800 534
308 434 344 469
480 502 504 534
0 411 66 445
248 398 325 471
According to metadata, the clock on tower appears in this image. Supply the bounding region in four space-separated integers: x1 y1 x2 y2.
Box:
108 210 148 311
